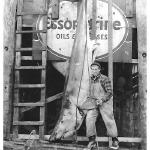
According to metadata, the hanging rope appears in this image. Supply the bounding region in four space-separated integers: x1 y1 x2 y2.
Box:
74 0 88 143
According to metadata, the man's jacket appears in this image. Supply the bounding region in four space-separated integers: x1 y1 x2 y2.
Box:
81 74 113 110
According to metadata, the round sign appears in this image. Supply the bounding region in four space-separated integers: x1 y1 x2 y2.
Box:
37 0 128 60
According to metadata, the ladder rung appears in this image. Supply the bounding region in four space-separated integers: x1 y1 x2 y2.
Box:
13 121 44 126
17 11 47 16
15 84 45 88
14 102 45 107
16 30 47 34
16 48 46 51
21 56 32 60
15 66 45 70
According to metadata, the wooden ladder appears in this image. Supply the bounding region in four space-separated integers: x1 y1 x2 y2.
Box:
13 0 48 140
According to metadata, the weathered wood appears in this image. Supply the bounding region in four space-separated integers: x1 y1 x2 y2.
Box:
39 0 48 139
13 53 21 138
15 66 45 69
14 84 45 88
16 47 46 51
46 92 64 103
108 0 113 87
4 141 24 150
14 102 45 107
20 92 63 113
13 0 24 139
21 56 33 60
3 0 18 139
4 139 141 150
90 0 97 40
17 11 47 15
108 0 113 147
126 0 133 18
13 121 44 126
16 29 47 33
136 0 147 149
16 134 142 143
52 0 59 20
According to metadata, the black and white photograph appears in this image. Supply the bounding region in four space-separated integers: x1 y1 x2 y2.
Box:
3 0 147 149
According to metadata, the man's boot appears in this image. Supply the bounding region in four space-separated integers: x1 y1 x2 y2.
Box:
86 135 97 150
109 137 119 150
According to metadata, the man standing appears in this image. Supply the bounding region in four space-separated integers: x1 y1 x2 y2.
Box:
82 61 119 150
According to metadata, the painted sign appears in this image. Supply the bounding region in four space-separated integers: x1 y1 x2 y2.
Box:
37 0 128 60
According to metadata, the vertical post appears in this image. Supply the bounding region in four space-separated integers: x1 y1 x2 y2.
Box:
136 0 146 149
108 0 113 87
3 0 17 139
13 0 23 139
39 0 47 140
52 0 59 20
91 0 97 40
108 0 113 147
126 0 133 18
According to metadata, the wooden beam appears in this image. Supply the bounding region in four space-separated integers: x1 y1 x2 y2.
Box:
16 134 142 143
126 0 133 18
136 0 147 149
108 0 113 147
14 84 45 88
20 92 63 113
13 121 44 126
91 0 97 40
3 0 17 139
46 92 64 103
108 0 113 87
14 102 45 107
52 0 59 20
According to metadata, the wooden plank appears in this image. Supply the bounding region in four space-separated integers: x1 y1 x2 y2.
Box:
16 29 47 34
132 59 138 63
14 102 44 107
4 140 141 150
46 92 63 103
91 0 97 40
108 0 113 87
108 0 113 147
20 92 63 113
126 0 133 18
39 0 48 140
15 84 45 88
4 141 24 149
16 47 46 51
15 66 45 70
13 53 21 138
17 11 47 16
4 0 18 138
52 0 59 20
13 0 24 139
21 56 33 60
136 0 146 149
13 121 44 126
16 134 142 143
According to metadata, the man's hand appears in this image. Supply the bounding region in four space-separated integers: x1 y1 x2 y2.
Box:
96 99 104 106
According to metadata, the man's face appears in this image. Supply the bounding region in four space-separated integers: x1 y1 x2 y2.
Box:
91 65 101 77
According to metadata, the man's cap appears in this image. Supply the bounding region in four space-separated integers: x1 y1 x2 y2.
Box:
90 61 101 69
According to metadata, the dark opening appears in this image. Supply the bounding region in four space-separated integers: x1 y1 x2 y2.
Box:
132 28 138 59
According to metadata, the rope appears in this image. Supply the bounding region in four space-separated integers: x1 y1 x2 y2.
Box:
74 0 88 144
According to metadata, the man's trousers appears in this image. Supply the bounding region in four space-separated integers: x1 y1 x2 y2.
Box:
86 98 118 137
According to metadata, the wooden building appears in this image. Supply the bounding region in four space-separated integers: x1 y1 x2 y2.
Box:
4 0 147 149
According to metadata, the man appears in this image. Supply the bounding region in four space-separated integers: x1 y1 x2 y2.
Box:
82 61 119 150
